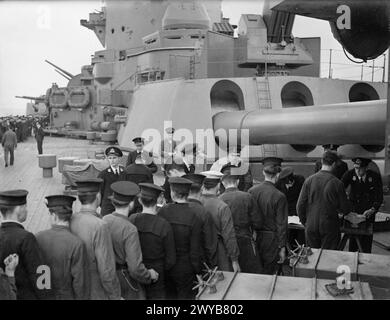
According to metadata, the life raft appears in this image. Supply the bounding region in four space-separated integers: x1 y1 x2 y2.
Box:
49 88 69 109
68 87 90 109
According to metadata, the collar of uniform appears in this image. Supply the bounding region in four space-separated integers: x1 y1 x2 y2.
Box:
224 187 238 193
320 170 334 176
187 198 202 205
51 225 70 231
0 220 24 229
112 212 130 222
78 208 99 216
263 180 276 186
201 193 217 199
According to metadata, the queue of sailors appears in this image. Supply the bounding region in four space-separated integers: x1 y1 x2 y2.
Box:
0 133 384 300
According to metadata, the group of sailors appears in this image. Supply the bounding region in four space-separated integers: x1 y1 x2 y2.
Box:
0 132 384 300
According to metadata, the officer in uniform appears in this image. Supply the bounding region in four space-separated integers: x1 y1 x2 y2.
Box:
160 127 177 164
126 137 157 173
201 171 240 273
341 157 383 253
130 183 176 299
1 126 17 167
158 177 203 299
297 151 351 250
276 167 306 248
0 190 49 299
35 122 45 155
219 164 262 274
249 157 288 275
36 195 90 300
98 146 127 216
184 173 218 268
103 181 158 300
70 178 121 300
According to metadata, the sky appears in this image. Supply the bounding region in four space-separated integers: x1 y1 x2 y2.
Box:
0 0 388 116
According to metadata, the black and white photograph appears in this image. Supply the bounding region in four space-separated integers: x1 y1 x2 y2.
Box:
0 0 390 307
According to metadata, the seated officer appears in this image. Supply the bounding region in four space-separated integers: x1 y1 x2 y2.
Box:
126 137 157 174
36 195 89 300
98 146 127 216
0 190 49 299
103 181 157 300
341 157 383 253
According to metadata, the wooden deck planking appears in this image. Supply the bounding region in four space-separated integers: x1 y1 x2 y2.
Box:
0 136 105 234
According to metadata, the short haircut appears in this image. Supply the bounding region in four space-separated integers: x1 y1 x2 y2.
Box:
222 175 239 185
189 184 202 194
49 209 71 222
78 193 97 205
0 206 13 217
139 195 157 208
111 200 130 209
322 150 339 166
171 187 188 199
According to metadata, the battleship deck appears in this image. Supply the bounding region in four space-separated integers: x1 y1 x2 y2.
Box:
1 136 389 247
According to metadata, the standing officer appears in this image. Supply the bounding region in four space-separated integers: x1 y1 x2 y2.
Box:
36 195 90 300
1 126 17 167
0 190 49 299
184 173 218 269
35 122 45 155
249 158 288 275
130 183 176 299
276 167 306 247
98 146 127 216
219 164 262 274
70 178 121 300
158 177 203 300
297 151 351 250
126 137 157 173
201 171 240 273
160 127 177 164
341 157 383 253
103 181 158 299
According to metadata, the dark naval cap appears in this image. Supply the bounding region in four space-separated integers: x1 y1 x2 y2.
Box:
0 190 28 207
168 177 193 194
76 178 102 194
132 137 145 144
182 173 206 187
278 167 294 180
105 146 123 157
45 195 75 214
352 157 371 168
139 183 164 200
109 181 140 205
262 157 283 175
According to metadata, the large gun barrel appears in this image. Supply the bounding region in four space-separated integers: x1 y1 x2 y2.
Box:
213 100 387 147
15 95 45 101
45 59 74 78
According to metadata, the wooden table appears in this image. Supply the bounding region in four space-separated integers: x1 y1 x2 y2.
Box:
197 272 373 300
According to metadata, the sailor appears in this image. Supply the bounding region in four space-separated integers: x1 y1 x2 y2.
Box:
341 157 383 253
201 171 240 273
70 178 121 300
36 195 90 300
126 137 157 174
1 125 17 167
184 173 218 268
34 122 45 155
248 158 288 275
162 162 187 204
297 151 351 250
219 164 262 274
158 177 202 299
314 144 348 180
160 127 178 164
0 254 19 300
98 146 127 216
0 190 50 299
103 181 158 300
129 183 176 299
125 157 154 185
276 167 306 248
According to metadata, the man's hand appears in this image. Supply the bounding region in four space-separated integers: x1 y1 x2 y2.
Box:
363 208 375 220
149 269 159 282
232 260 241 273
278 247 286 264
4 254 19 277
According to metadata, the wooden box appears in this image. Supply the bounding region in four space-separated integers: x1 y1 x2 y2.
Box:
197 272 372 300
294 249 390 299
